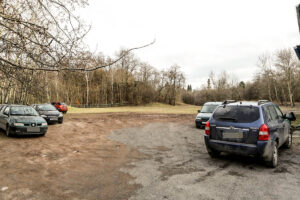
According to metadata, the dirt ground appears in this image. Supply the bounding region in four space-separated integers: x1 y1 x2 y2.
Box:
0 113 300 200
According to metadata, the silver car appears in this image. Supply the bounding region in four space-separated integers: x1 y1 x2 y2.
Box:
195 102 222 128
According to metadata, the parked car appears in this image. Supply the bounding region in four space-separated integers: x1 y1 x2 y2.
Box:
204 100 296 168
195 102 222 128
51 102 68 114
0 104 48 136
32 104 63 124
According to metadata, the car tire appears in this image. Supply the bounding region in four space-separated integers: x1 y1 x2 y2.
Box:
207 148 221 158
58 118 63 124
6 125 11 137
283 130 292 149
266 142 278 168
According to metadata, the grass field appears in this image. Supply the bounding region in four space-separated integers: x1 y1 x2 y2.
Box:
68 103 300 126
293 114 300 127
68 103 201 115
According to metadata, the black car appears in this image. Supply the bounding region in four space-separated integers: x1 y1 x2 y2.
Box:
204 100 296 167
32 104 63 124
0 105 48 136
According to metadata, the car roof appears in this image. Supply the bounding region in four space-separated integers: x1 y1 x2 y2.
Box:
203 102 223 105
223 101 274 107
7 104 31 107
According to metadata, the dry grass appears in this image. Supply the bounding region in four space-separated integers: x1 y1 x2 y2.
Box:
293 114 300 127
67 103 300 126
68 103 201 115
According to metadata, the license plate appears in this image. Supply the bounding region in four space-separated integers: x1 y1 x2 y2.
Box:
50 117 58 120
223 132 243 139
27 127 40 133
202 122 207 124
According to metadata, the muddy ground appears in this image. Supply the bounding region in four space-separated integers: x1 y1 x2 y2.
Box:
0 113 300 200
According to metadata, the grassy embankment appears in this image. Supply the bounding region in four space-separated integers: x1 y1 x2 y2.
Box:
68 103 201 115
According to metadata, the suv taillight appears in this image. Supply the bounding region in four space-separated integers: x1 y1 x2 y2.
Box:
258 124 269 141
205 121 210 135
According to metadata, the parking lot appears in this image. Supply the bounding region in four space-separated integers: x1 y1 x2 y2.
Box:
1 113 300 200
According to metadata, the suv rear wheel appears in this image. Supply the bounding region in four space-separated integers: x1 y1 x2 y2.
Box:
207 148 221 158
266 142 278 168
6 125 11 137
283 130 292 149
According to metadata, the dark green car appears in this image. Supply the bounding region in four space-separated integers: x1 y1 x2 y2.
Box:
0 105 48 137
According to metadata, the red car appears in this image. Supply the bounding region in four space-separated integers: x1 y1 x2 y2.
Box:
51 102 68 114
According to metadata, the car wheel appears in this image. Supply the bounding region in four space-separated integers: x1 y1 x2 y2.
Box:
6 125 11 137
266 142 278 168
58 118 63 124
284 130 292 149
207 148 221 158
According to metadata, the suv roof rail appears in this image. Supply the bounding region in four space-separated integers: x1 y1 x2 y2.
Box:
258 100 269 105
222 100 236 105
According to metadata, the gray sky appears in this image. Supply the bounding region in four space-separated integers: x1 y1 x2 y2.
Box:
78 0 300 88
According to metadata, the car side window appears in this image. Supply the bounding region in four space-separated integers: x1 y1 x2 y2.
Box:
3 107 9 115
274 106 283 118
268 106 279 120
263 106 272 122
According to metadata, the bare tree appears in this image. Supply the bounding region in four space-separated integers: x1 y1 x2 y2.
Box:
275 49 298 107
257 53 274 101
0 0 154 72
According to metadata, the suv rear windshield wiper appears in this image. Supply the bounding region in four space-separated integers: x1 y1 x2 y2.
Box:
218 117 238 122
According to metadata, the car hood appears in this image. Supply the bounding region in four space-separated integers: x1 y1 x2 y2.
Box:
196 112 212 119
39 110 60 116
10 116 46 123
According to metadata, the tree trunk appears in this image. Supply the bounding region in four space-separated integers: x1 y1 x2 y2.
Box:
85 72 89 105
274 84 280 104
287 81 295 107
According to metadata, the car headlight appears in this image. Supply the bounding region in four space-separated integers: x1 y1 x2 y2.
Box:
42 122 48 126
14 123 24 126
197 117 202 120
59 113 63 117
41 115 47 118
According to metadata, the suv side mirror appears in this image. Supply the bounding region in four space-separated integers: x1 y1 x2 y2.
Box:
3 111 9 116
284 112 296 121
198 110 201 113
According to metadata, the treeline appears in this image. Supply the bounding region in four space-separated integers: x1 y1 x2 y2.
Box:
182 48 300 107
0 51 185 105
1 1 299 107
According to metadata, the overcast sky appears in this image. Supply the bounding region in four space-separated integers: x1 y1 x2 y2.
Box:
78 0 300 88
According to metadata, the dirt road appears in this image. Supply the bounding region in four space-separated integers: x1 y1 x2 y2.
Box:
0 113 300 200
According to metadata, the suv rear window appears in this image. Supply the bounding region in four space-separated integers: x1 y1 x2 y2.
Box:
213 106 260 123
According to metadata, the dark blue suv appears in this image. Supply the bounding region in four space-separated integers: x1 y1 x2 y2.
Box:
204 100 296 167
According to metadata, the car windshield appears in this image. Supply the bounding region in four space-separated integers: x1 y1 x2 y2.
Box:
38 104 57 111
201 105 219 113
213 105 260 123
10 106 39 116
